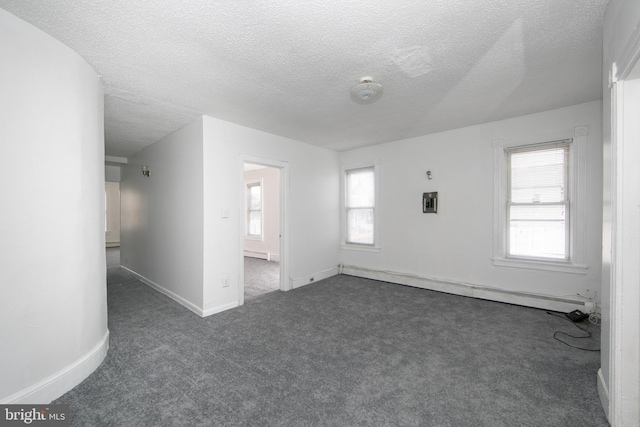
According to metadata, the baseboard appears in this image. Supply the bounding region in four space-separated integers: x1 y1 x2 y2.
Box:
244 251 280 262
2 330 109 404
291 267 339 289
121 266 205 317
341 265 588 312
202 301 239 317
597 368 610 422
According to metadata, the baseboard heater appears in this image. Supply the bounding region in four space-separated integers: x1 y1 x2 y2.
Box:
340 265 589 313
244 250 279 262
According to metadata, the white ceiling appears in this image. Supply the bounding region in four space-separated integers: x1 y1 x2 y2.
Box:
0 0 608 157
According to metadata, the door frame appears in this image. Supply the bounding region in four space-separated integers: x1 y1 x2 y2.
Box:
238 155 290 306
606 46 640 426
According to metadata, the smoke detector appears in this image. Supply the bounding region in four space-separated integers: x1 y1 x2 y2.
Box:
350 77 383 104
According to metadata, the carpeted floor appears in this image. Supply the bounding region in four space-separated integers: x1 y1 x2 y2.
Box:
244 256 279 300
54 248 608 426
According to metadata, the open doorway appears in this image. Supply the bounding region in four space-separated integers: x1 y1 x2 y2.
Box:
242 162 281 300
105 181 120 248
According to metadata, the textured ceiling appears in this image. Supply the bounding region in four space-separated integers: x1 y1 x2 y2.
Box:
0 0 608 157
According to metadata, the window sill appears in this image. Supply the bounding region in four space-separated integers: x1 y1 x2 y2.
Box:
340 244 382 253
492 257 588 275
245 235 263 241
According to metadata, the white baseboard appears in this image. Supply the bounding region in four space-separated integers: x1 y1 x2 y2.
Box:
291 267 339 289
341 265 588 312
202 301 239 317
2 331 109 404
121 267 205 317
244 251 280 262
597 368 610 422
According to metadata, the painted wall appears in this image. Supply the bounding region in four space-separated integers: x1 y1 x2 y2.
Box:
203 116 340 314
105 165 121 182
244 167 281 261
601 0 640 421
340 101 602 303
121 118 204 310
105 182 121 247
0 9 108 403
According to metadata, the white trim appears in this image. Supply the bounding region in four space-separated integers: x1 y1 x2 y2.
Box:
492 127 588 273
121 266 205 317
608 67 640 427
597 368 610 421
202 301 240 317
342 265 589 312
340 243 382 253
291 266 339 289
491 257 588 274
239 155 291 311
2 331 109 404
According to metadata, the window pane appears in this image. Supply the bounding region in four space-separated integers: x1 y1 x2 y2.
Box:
248 211 261 236
249 185 261 209
510 147 566 203
347 169 374 207
509 205 566 259
347 208 374 244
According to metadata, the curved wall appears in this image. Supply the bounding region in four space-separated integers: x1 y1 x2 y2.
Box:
0 9 108 403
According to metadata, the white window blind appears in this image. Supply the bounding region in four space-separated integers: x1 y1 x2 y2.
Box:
506 140 570 260
247 183 262 237
346 167 375 245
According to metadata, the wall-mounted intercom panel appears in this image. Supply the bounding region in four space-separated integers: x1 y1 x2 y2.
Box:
423 192 438 213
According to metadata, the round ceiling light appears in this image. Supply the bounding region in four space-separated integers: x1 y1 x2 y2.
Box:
350 77 383 104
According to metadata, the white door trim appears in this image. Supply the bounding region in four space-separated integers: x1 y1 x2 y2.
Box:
238 155 290 306
608 54 640 426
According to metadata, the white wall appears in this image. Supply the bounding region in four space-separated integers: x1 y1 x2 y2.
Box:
244 167 280 261
340 101 602 306
105 165 121 182
203 116 340 315
105 181 121 246
0 9 108 403
601 0 640 423
120 118 205 312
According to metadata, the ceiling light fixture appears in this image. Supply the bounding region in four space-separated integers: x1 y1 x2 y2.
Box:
350 77 383 104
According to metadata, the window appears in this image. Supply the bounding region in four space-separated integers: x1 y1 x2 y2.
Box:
506 141 570 260
345 167 375 245
493 127 588 274
246 182 262 237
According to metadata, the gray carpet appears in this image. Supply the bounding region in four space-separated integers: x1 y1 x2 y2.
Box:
244 256 280 300
54 248 608 426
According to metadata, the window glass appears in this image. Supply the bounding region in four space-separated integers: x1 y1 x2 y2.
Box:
507 143 569 260
346 167 375 245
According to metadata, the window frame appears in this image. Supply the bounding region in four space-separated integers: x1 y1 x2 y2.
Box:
506 140 571 261
492 127 588 274
245 179 263 239
341 162 381 252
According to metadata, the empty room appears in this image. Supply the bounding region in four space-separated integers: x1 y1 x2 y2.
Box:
1 0 639 426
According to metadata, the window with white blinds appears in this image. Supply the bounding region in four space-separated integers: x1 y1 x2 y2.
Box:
345 167 375 245
247 182 262 237
506 140 571 260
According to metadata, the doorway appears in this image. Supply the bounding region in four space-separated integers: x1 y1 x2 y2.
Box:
105 181 120 247
241 161 285 302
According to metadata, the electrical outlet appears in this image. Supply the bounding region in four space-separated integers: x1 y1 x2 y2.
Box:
221 276 229 287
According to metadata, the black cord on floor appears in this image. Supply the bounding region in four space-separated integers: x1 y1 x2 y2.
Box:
546 311 600 352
